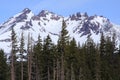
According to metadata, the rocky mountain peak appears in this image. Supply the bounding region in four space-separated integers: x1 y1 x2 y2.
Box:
67 13 114 37
37 10 63 21
15 8 33 22
38 10 52 17
22 8 31 14
69 12 88 21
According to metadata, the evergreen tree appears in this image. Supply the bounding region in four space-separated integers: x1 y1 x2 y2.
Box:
10 27 18 80
33 34 43 80
0 49 8 80
51 45 58 80
15 61 21 80
56 40 61 80
99 32 108 80
42 35 54 80
19 31 25 80
58 20 69 80
104 34 117 80
27 33 33 80
65 38 76 80
85 36 100 80
100 32 106 56
114 45 120 79
100 33 117 80
78 44 87 80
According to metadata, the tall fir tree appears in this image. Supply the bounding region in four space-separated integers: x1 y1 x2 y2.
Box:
42 35 54 80
19 31 25 80
99 32 108 80
10 27 18 80
0 49 8 80
58 20 69 80
65 38 76 80
33 34 43 80
85 36 100 80
77 44 87 80
27 33 32 80
100 32 106 56
105 34 117 80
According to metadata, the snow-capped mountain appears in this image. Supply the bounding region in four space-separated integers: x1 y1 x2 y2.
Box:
0 8 120 53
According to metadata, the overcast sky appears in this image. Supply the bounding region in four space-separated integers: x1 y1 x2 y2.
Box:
0 0 120 24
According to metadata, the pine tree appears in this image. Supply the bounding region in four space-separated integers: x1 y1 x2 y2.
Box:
77 44 87 80
56 40 62 80
19 31 25 80
99 33 117 80
15 61 21 80
10 27 18 80
27 33 32 80
100 32 106 56
58 20 69 80
85 36 100 80
33 34 43 80
104 34 117 80
0 49 8 80
51 45 58 80
65 38 76 80
99 32 108 80
115 45 120 79
104 36 113 80
94 46 101 80
43 35 54 80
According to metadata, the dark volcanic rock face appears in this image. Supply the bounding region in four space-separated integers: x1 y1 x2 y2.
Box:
81 21 99 35
15 8 31 22
70 12 88 21
69 13 113 37
31 16 40 20
20 21 33 30
38 10 48 17
37 10 62 21
50 15 61 20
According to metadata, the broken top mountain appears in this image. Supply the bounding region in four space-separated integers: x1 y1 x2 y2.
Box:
0 8 120 53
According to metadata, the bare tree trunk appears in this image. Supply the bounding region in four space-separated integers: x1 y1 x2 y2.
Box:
11 53 15 80
70 63 72 80
27 34 32 80
61 54 64 80
65 67 69 80
21 58 23 80
36 64 39 80
53 68 56 80
48 67 50 80
28 52 31 80
53 60 56 80
79 67 85 80
95 63 101 80
56 59 59 80
28 47 32 80
71 63 75 80
11 25 17 80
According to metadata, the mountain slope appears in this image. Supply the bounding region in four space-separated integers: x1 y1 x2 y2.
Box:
0 8 120 53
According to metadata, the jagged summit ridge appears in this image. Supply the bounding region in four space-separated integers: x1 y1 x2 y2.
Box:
0 8 120 53
22 8 31 13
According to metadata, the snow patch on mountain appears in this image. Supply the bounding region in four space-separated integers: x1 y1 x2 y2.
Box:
0 8 120 53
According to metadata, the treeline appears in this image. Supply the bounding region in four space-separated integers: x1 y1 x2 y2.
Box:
0 20 120 80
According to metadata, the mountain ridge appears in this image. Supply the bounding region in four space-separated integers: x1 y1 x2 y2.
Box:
0 8 120 53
